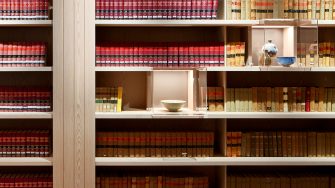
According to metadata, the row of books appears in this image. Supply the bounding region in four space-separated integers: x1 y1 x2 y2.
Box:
226 87 335 112
0 42 47 67
96 175 209 188
226 42 246 67
0 130 50 157
96 42 226 67
317 42 335 67
227 0 335 20
96 131 214 157
228 174 335 188
227 131 335 157
0 173 52 187
0 87 52 112
95 0 219 20
96 87 123 112
207 87 224 111
0 0 49 20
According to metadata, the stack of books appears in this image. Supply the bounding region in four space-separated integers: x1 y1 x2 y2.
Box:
0 87 52 112
0 42 47 67
226 0 335 20
95 0 219 20
0 0 49 20
0 130 50 157
207 87 224 111
96 175 209 187
96 87 123 112
228 174 335 187
96 131 214 157
227 131 335 157
96 42 226 67
0 173 52 187
226 87 335 112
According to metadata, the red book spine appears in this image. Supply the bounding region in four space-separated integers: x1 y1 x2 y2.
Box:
162 0 168 18
113 0 118 19
107 43 116 66
120 0 124 19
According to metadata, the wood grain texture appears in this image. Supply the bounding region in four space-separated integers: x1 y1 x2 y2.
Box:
84 0 96 187
53 0 64 187
64 0 75 187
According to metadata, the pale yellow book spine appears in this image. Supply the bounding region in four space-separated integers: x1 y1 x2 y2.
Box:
227 0 232 19
241 0 246 19
235 88 240 112
303 0 308 18
274 0 279 18
248 88 252 112
316 0 321 19
231 88 236 112
284 0 289 18
325 0 330 19
331 43 335 66
232 0 236 20
231 43 236 66
240 42 246 66
251 0 256 19
321 0 325 19
252 87 258 112
117 86 123 112
319 87 325 112
332 88 335 112
268 0 274 18
293 0 299 19
310 87 315 112
301 43 306 67
246 0 251 19
308 0 312 19
327 88 332 112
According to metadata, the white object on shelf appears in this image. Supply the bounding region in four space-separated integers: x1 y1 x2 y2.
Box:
95 157 335 166
0 112 52 119
0 157 52 166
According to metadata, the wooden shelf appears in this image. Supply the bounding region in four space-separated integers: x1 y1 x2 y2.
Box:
313 20 335 27
0 67 52 72
0 20 52 27
0 112 52 119
95 111 153 119
0 157 52 166
96 157 335 166
96 112 335 119
207 112 335 119
95 20 259 27
96 66 335 72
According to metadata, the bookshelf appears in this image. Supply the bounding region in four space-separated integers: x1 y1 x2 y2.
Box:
83 0 335 186
0 0 64 187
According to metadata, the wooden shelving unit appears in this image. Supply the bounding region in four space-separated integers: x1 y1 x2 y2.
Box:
0 0 64 187
83 3 335 187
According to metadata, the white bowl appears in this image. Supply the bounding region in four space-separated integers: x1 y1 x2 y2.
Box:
161 100 186 112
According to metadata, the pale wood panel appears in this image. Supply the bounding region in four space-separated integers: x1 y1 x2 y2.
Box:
53 0 64 187
84 0 96 187
64 0 75 187
74 0 86 186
